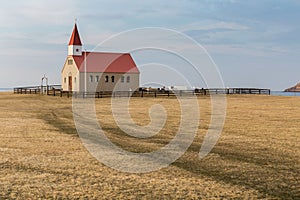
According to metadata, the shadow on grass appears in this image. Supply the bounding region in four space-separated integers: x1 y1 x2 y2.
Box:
39 110 78 135
173 141 300 199
38 107 299 199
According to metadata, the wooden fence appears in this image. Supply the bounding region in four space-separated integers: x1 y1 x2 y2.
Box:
13 85 61 95
48 88 270 98
14 85 270 98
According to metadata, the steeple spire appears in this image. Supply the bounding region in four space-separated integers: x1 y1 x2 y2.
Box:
68 23 82 46
68 23 82 56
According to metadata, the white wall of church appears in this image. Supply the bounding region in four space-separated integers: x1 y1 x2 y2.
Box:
61 57 80 91
61 57 140 92
79 72 139 92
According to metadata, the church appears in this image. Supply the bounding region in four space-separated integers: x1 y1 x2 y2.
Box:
61 24 140 92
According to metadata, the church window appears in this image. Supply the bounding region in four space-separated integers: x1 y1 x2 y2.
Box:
105 76 109 82
121 76 125 83
68 59 73 65
90 75 93 82
96 75 99 82
126 76 130 83
64 77 66 83
111 76 115 83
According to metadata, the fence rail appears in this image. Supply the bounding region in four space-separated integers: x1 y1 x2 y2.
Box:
13 85 61 94
13 85 271 97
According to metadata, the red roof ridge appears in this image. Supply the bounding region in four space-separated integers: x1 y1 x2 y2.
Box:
68 23 82 46
82 51 128 55
71 51 139 73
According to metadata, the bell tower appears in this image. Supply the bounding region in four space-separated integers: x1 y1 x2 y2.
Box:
68 23 82 56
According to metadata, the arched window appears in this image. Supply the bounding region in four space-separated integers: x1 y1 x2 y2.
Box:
90 75 93 82
74 77 76 83
126 76 130 83
105 75 109 82
64 77 66 83
121 76 125 83
111 76 115 83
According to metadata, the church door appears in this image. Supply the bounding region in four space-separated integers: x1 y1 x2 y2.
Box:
68 76 72 91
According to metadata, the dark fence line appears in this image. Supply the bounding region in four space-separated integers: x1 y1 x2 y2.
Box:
49 88 271 98
13 85 61 95
206 88 271 95
14 86 271 97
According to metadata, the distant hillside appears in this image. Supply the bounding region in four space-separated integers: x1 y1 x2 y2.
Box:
284 82 300 92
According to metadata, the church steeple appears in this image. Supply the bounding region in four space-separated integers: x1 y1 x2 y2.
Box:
68 23 82 56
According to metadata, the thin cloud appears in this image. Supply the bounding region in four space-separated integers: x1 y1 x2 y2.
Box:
204 44 288 57
182 21 249 32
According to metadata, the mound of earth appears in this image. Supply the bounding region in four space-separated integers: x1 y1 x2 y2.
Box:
284 82 300 92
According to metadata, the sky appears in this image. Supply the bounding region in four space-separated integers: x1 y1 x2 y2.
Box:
0 0 300 90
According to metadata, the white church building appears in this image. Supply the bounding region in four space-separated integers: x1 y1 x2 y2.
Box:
61 23 140 92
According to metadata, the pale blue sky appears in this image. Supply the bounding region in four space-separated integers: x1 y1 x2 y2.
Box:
0 0 299 90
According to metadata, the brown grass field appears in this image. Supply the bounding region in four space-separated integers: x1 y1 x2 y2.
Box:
0 92 299 199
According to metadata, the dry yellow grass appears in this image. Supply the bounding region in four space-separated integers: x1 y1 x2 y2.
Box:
0 92 299 199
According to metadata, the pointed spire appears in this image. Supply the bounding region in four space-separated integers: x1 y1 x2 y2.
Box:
68 23 82 46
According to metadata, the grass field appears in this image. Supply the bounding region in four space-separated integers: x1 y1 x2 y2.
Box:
0 92 299 199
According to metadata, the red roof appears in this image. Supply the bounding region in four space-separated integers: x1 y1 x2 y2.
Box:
68 24 82 45
72 52 139 73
